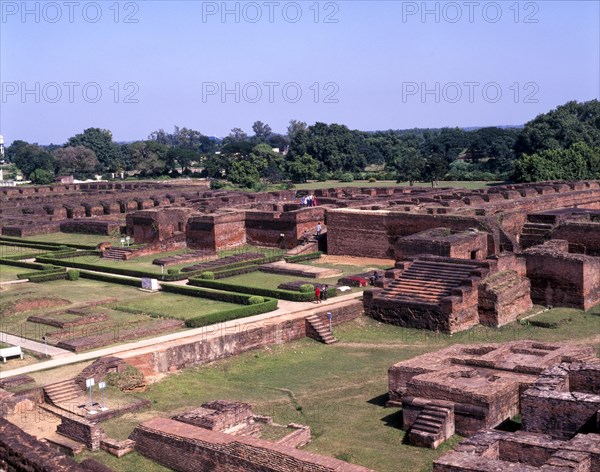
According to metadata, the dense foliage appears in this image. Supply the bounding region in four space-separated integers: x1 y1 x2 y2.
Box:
6 100 598 185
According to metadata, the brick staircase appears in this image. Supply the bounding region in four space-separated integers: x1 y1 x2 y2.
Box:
102 247 131 261
408 404 454 449
306 315 338 344
379 261 475 304
520 222 555 249
44 379 82 405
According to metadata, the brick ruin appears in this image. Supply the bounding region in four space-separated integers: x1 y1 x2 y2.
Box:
432 360 600 470
387 341 598 449
2 180 599 332
130 400 374 472
433 430 600 471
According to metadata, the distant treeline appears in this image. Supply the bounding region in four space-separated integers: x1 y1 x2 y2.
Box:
6 100 599 186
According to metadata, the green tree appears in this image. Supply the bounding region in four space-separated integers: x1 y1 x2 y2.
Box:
67 128 123 172
514 100 600 156
10 142 55 179
127 141 168 176
29 168 54 184
52 146 99 177
286 153 320 183
251 121 272 143
392 147 425 186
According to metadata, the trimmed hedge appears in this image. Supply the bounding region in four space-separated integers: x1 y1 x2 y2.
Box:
17 267 65 280
284 251 323 263
184 298 278 328
188 278 337 301
35 252 282 282
161 283 260 305
0 236 98 250
78 270 142 287
66 269 80 281
29 271 68 283
211 264 260 279
0 258 48 270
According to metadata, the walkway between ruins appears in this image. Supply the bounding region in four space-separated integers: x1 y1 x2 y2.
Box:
0 332 73 358
0 291 364 379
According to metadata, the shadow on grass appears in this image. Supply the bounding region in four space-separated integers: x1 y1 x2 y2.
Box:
366 393 388 407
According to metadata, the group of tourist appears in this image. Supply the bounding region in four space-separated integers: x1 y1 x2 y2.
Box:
314 284 329 303
301 194 318 207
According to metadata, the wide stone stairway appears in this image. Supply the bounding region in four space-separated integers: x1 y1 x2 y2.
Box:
379 260 475 304
101 247 131 261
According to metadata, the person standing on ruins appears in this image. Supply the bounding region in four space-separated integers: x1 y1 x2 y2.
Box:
315 285 321 303
316 222 322 236
322 285 328 301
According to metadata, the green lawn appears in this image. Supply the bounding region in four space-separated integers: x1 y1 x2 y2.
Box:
111 292 241 320
92 308 598 472
64 246 283 275
0 279 178 346
223 260 393 293
0 245 47 259
23 233 118 246
293 180 504 191
0 264 28 283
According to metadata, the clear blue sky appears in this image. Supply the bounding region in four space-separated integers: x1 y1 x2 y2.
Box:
1 0 598 145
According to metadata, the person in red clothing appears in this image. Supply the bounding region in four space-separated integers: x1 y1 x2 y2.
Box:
315 285 321 303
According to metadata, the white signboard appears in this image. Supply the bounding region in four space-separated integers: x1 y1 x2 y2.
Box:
85 378 95 388
141 278 160 291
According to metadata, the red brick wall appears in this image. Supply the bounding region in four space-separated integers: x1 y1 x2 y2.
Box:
131 418 374 472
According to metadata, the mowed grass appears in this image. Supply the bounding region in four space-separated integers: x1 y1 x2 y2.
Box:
94 306 599 472
0 279 184 345
0 245 48 259
66 246 283 275
223 259 393 292
22 233 117 246
293 180 504 191
0 264 28 283
112 292 241 320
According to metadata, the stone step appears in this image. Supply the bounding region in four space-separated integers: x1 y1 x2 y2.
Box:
44 379 81 405
409 261 476 271
390 277 457 287
403 268 473 278
411 423 439 434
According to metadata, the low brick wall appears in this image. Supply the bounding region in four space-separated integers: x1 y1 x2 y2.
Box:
56 415 103 450
124 301 363 376
131 417 374 472
0 417 111 471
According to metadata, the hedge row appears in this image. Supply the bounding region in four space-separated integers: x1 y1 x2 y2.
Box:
284 251 323 263
0 236 98 250
78 270 142 287
0 258 48 270
48 249 98 259
184 298 278 328
162 283 263 305
188 278 337 301
29 271 68 283
0 240 70 252
0 252 49 261
35 256 160 279
35 252 282 282
211 263 261 279
17 268 65 280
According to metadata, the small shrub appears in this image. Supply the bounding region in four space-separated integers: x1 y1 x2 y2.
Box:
299 284 314 293
66 269 80 281
210 179 225 190
248 296 265 305
368 177 377 183
41 264 55 271
104 365 146 391
340 172 354 183
200 271 215 280
167 267 180 275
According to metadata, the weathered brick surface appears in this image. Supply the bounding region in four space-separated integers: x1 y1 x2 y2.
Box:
0 417 112 471
131 417 374 472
